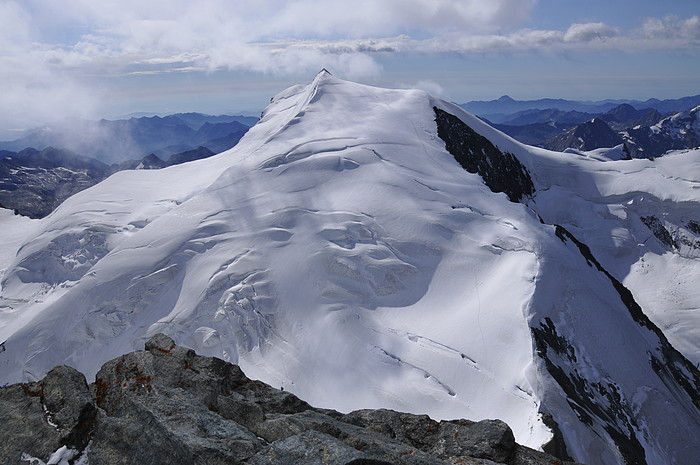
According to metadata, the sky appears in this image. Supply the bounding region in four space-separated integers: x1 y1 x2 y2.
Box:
1 0 699 138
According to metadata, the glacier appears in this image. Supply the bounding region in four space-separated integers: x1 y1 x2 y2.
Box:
1 71 699 465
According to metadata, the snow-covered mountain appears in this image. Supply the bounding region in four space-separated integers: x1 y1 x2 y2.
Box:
1 72 699 465
624 105 700 158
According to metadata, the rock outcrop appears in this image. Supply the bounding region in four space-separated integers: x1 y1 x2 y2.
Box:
0 334 583 465
434 107 535 203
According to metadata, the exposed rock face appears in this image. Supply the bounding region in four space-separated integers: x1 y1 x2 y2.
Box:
0 365 95 463
0 335 583 465
434 107 535 203
640 215 678 249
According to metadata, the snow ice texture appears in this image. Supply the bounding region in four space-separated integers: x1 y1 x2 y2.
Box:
1 71 699 465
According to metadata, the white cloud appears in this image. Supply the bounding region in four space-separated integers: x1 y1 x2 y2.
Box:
0 2 33 47
563 23 620 42
0 2 101 134
0 0 698 135
397 80 447 98
8 0 540 73
7 2 700 80
259 0 536 38
640 15 700 41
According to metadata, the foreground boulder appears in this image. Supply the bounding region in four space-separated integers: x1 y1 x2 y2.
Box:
0 335 583 465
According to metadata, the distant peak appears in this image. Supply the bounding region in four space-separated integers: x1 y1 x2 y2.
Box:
318 68 333 77
497 95 515 102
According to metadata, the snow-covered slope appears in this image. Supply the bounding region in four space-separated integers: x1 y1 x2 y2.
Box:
653 105 700 141
0 209 38 283
1 72 699 465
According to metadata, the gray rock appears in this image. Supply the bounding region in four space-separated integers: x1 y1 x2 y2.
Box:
247 430 372 465
343 408 440 450
144 332 177 353
430 419 515 463
89 402 194 465
216 391 266 431
42 365 96 450
257 410 448 465
434 107 535 203
343 409 517 464
0 366 95 465
0 334 585 465
0 382 60 465
511 444 584 465
90 389 261 465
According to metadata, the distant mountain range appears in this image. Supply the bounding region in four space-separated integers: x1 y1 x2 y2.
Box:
537 104 700 157
0 113 258 164
461 94 700 120
464 94 700 157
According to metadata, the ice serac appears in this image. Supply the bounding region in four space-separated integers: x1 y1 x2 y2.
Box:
1 72 699 465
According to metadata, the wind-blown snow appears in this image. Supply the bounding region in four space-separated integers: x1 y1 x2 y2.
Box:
1 72 699 465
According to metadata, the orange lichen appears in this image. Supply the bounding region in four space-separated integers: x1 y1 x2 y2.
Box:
20 383 42 397
94 378 110 404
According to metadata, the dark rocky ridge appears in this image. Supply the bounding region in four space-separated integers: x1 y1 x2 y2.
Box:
434 107 535 203
0 334 583 465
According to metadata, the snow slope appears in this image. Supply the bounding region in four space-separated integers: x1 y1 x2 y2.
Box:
0 208 38 287
651 105 700 140
1 72 699 465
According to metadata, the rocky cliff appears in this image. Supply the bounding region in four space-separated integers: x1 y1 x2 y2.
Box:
0 334 582 465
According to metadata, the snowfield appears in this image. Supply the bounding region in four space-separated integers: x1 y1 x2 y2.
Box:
1 72 699 465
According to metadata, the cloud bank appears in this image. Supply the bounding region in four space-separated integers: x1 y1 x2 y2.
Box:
13 1 696 74
1 0 699 133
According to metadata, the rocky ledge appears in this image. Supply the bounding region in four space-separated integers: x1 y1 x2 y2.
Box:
0 334 583 465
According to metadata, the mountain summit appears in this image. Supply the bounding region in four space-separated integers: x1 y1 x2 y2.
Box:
1 73 699 465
